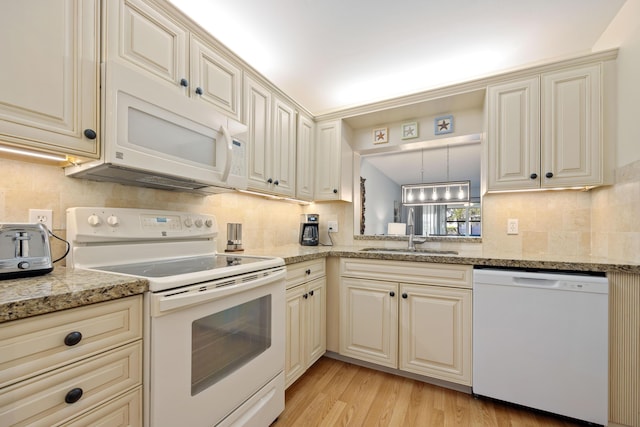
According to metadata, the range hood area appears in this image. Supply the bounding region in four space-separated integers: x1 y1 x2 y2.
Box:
66 162 235 195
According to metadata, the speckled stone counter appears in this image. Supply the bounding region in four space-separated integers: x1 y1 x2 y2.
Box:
0 267 148 323
245 244 640 274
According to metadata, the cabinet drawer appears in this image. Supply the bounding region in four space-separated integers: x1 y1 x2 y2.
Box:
62 386 142 427
340 259 472 289
286 259 326 289
0 341 142 427
0 296 142 388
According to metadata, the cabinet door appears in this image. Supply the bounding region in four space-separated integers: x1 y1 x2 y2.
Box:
285 285 306 388
399 284 472 385
190 35 242 120
486 77 541 191
296 113 315 200
306 277 326 367
271 96 297 197
315 120 342 200
0 0 99 159
107 0 188 91
541 64 602 187
340 278 397 368
244 75 272 192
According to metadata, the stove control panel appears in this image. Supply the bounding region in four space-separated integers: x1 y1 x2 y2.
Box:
67 207 218 243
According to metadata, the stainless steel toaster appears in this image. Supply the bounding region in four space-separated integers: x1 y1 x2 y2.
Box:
0 223 54 279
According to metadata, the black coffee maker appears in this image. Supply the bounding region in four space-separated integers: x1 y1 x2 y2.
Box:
299 214 319 246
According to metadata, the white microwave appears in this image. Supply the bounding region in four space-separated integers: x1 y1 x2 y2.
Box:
65 61 247 194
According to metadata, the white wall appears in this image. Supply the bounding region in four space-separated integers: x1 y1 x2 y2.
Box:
594 0 640 167
360 158 401 235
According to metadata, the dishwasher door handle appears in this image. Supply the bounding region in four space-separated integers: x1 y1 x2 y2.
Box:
512 277 560 288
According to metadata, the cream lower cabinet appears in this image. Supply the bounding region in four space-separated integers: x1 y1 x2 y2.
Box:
339 259 472 386
0 296 143 426
285 259 326 388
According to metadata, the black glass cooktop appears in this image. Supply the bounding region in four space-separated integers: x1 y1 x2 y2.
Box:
94 254 270 278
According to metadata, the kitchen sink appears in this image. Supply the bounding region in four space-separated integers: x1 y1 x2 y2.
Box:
359 247 459 255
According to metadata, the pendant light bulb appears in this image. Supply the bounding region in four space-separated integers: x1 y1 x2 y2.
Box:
407 190 413 202
458 186 465 200
445 186 451 200
419 188 425 201
431 188 438 201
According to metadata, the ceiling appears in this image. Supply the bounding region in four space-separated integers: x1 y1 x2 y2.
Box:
168 0 625 116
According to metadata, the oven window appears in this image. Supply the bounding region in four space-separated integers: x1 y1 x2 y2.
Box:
191 295 272 395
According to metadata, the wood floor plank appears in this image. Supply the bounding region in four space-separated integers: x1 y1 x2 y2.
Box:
275 357 585 427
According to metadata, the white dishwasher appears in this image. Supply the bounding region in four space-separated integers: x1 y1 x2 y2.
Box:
473 268 608 425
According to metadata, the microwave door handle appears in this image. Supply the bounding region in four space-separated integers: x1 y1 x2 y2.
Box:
219 125 233 182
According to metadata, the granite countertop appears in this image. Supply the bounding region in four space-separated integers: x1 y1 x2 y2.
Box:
3 245 638 324
0 267 148 324
246 244 640 274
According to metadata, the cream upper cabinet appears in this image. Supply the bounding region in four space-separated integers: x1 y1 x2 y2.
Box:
285 260 326 388
314 120 353 202
296 113 315 201
244 74 296 197
107 0 242 119
190 35 242 120
339 259 472 386
0 0 100 159
487 63 606 191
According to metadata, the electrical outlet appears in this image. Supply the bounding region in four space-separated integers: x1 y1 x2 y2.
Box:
29 209 53 231
507 218 519 235
328 221 338 233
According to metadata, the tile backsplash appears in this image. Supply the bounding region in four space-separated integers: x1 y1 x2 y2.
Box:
1 157 639 264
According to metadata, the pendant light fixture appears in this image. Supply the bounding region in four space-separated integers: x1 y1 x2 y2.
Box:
401 144 470 206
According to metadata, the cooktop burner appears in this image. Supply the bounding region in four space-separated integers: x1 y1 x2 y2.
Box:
93 254 270 278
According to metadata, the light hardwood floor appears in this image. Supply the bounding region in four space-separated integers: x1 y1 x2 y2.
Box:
274 357 584 427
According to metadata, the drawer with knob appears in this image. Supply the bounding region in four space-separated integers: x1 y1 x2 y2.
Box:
0 341 141 426
0 296 142 389
285 259 326 289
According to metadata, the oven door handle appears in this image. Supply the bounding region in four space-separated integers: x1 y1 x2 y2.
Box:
152 268 285 315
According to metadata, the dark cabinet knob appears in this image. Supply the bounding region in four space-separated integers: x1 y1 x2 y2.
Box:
303 293 308 299
274 180 279 186
305 269 311 275
333 189 338 194
545 172 554 178
180 78 188 87
267 178 273 184
65 387 83 404
309 290 314 296
530 173 538 179
64 331 83 346
195 87 203 95
83 129 97 140
402 293 408 299
389 291 395 297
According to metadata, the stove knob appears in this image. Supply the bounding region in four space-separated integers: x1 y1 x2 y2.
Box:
184 218 193 227
87 214 101 227
205 219 213 228
106 215 119 227
194 218 203 228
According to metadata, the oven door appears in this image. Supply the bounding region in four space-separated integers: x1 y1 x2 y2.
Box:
146 268 285 427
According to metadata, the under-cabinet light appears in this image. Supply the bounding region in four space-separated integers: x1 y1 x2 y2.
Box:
0 145 67 162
